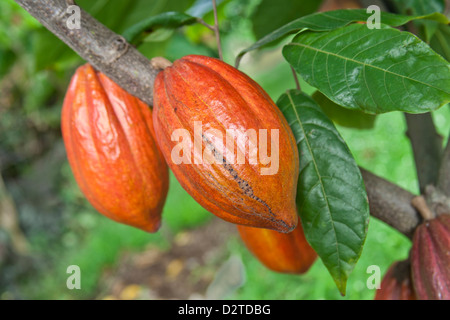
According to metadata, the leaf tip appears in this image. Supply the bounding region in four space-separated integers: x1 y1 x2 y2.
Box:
335 278 347 296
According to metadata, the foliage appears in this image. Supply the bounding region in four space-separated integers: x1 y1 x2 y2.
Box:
1 0 449 300
277 90 369 294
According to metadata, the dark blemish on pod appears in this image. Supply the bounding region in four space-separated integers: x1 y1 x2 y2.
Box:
201 134 275 218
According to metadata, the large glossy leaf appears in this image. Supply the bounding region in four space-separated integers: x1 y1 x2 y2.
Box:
277 90 369 295
235 9 449 67
283 24 450 114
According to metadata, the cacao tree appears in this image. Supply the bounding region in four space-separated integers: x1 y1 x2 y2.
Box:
2 0 450 300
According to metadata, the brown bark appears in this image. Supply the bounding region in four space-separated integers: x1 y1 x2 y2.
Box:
404 113 443 194
14 0 160 106
360 168 421 238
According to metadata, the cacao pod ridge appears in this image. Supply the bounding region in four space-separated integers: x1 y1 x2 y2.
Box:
62 64 169 232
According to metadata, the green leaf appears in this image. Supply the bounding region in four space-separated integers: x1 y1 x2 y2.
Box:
283 24 450 114
122 12 197 45
251 0 322 39
235 9 449 67
142 28 175 43
429 23 450 61
77 0 196 33
389 0 446 42
276 90 369 295
417 20 440 43
32 29 75 71
389 0 445 15
77 0 135 32
312 91 377 129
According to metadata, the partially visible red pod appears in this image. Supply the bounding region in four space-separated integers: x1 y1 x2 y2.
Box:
152 55 299 233
375 259 416 300
61 64 169 232
411 214 450 300
237 219 317 274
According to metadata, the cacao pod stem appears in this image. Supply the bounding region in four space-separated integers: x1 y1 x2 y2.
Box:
150 57 173 71
411 195 435 221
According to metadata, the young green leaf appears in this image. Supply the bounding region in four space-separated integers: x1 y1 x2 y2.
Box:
32 29 76 71
429 23 450 62
283 24 450 114
277 90 369 295
122 12 197 45
235 9 449 67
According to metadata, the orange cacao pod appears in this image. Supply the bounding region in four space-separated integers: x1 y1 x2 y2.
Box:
61 64 169 232
375 259 416 300
411 214 450 300
237 219 316 274
152 55 299 232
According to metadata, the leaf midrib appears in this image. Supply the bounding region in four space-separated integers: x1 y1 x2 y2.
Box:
285 91 343 285
288 42 450 95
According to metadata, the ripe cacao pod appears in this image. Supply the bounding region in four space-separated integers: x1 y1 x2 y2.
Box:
375 259 416 300
61 64 169 232
152 55 299 233
237 218 316 274
411 214 450 300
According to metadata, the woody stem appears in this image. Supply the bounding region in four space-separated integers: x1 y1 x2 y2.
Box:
212 0 224 61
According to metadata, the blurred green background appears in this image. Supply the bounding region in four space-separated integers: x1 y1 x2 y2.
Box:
0 0 448 300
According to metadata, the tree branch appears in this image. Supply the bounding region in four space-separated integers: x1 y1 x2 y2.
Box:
404 113 443 193
371 0 446 194
14 0 160 106
360 168 421 239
